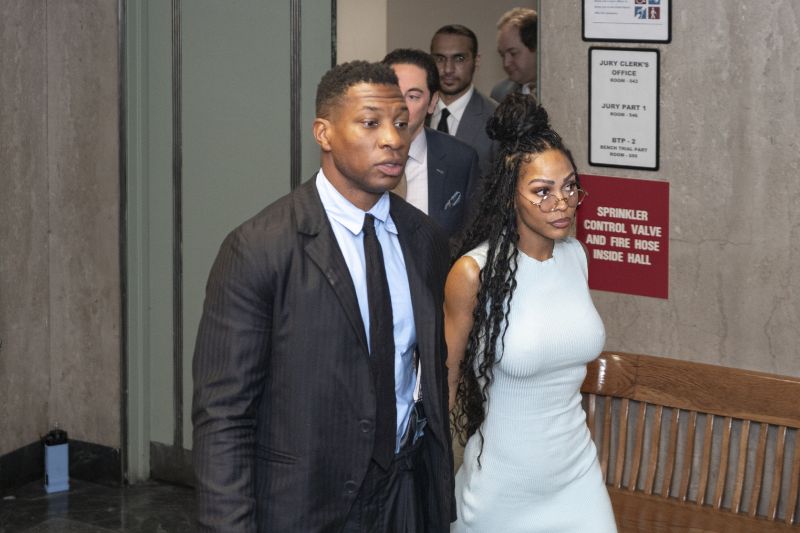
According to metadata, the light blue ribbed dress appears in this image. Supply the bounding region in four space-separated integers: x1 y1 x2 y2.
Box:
452 237 617 532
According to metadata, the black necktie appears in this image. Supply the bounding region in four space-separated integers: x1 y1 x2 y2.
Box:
436 108 450 134
362 214 396 469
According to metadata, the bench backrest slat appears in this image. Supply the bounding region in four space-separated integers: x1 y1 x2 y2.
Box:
678 410 697 502
769 426 788 520
644 405 664 495
697 414 715 506
748 423 770 518
660 407 681 498
713 416 733 509
601 395 613 479
731 419 751 513
613 398 629 489
629 401 647 491
787 431 800 525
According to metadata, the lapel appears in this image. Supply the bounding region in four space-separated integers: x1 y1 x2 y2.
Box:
393 204 432 365
426 129 447 218
458 91 481 142
293 178 369 354
392 197 445 440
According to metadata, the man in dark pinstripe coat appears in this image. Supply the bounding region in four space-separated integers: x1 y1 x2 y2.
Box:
192 61 454 532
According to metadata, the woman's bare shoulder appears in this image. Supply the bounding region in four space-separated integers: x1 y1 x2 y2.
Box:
446 255 482 300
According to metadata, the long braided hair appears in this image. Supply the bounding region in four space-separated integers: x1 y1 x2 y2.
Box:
451 93 579 463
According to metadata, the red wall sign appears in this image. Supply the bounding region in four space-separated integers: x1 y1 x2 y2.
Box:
576 174 669 299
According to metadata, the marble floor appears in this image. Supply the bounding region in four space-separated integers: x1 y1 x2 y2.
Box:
0 480 195 532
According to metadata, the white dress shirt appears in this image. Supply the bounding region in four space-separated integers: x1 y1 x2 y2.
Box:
404 130 429 215
431 85 474 136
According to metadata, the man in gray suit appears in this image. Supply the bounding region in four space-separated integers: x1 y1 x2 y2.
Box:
382 48 481 246
492 7 538 102
430 24 498 179
192 61 454 532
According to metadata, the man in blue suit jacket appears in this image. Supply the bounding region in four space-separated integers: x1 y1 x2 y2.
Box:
383 49 481 246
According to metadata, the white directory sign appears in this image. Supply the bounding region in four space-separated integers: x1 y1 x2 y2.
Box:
583 0 671 43
589 47 659 170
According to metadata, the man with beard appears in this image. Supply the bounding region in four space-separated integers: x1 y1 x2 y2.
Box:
430 25 497 179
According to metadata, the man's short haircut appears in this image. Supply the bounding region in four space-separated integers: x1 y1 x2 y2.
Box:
315 60 399 118
497 7 538 51
382 48 441 95
431 24 479 57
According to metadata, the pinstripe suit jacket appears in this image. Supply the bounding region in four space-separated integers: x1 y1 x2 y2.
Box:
192 177 454 532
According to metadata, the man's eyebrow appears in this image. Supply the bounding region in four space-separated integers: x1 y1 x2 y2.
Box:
358 102 408 112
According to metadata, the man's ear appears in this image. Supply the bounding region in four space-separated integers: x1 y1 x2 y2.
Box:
427 91 440 114
474 52 481 70
313 118 332 152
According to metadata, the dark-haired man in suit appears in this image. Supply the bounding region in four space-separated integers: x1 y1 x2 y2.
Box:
430 24 498 179
382 49 481 246
192 60 454 532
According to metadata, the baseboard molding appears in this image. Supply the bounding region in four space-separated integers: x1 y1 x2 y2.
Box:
150 441 193 487
0 441 42 495
0 439 121 496
70 440 122 487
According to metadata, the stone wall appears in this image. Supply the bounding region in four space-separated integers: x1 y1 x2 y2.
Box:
540 0 800 375
0 0 120 456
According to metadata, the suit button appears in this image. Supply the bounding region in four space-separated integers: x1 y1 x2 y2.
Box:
344 480 358 495
359 419 373 433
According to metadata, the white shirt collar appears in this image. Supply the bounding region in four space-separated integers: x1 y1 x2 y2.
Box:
408 128 428 164
436 85 473 122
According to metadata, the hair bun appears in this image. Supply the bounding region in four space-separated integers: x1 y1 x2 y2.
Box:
486 93 550 144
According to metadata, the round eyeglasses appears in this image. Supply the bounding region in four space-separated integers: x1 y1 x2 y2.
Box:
517 188 588 213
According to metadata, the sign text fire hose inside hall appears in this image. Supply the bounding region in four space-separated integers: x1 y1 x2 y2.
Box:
583 206 662 266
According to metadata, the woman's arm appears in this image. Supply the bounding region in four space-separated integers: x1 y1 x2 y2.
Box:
443 255 481 411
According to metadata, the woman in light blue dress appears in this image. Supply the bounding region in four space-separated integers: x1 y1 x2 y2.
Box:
445 94 617 532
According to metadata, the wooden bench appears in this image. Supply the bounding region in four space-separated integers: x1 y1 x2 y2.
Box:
582 351 800 532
